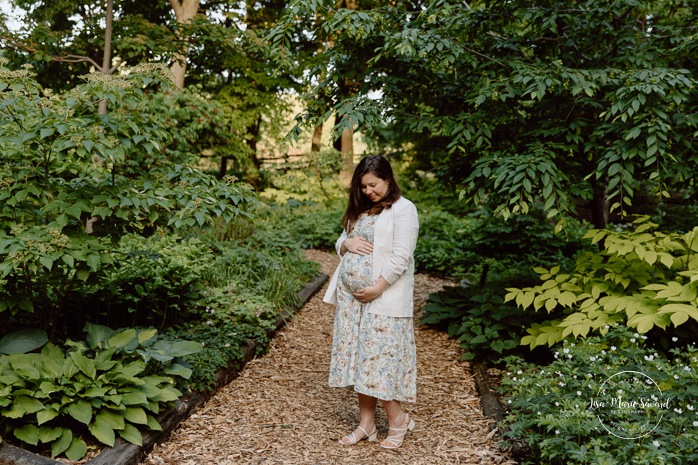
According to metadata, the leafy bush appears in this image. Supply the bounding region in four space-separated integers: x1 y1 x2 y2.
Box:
415 208 476 277
0 62 255 337
499 327 698 465
0 324 201 460
74 234 214 330
420 265 548 362
505 216 698 350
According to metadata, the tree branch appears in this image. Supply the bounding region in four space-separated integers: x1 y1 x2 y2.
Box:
0 35 103 71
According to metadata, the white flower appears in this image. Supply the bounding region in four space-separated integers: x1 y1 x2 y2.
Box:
674 408 683 414
577 391 582 396
590 356 597 361
672 337 679 342
513 377 518 381
674 375 679 380
508 399 512 404
559 382 566 387
555 402 560 407
634 333 640 337
555 430 560 435
610 346 616 351
517 370 523 375
693 421 698 427
687 405 694 411
537 412 541 416
563 348 570 354
653 440 660 447
630 338 636 343
224 343 230 348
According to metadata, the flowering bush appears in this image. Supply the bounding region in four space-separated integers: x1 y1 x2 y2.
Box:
499 326 698 464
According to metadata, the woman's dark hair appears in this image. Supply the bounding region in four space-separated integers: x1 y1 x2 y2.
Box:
342 155 402 231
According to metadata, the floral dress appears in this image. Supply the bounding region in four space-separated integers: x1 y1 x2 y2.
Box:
328 213 417 402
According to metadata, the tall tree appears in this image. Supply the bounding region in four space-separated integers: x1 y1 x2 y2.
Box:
273 0 698 229
169 0 199 89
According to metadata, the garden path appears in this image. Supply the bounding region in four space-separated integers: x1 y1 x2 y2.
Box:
140 250 513 465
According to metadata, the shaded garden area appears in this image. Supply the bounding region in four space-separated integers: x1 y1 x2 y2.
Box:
1 1 697 464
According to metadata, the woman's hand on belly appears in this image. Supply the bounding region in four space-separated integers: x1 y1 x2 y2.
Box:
342 236 373 255
352 277 390 303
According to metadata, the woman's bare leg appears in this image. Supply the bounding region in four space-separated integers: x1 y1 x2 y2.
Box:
339 393 377 444
380 399 405 429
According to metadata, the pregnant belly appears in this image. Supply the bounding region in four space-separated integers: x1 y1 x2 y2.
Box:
338 253 373 293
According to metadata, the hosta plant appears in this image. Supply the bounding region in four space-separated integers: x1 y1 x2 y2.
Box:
0 323 201 460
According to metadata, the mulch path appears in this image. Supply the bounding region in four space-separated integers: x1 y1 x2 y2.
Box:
140 250 515 465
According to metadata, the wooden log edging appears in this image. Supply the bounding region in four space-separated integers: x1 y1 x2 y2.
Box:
0 273 329 465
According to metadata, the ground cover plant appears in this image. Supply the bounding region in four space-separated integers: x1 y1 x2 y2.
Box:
499 326 698 465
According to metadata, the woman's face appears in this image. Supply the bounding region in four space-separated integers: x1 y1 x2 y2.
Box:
360 172 389 203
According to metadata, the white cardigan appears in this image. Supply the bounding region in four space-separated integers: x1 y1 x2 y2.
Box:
322 196 419 317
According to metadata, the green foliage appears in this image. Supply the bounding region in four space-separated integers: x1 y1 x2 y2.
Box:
76 234 214 330
499 327 698 465
420 267 543 362
506 216 698 349
273 0 698 226
0 323 201 460
203 239 316 312
414 208 476 277
263 149 346 205
143 86 253 175
251 201 344 251
164 321 269 393
415 207 592 278
0 62 255 334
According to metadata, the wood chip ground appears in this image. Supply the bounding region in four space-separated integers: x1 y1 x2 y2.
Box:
140 250 515 465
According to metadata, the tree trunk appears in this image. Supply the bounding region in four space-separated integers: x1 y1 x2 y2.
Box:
98 0 114 114
169 0 200 90
590 180 609 229
311 122 323 153
337 121 354 188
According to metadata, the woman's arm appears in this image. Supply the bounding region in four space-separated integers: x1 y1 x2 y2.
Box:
380 201 419 284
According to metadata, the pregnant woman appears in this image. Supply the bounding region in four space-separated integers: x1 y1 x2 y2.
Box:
323 155 419 449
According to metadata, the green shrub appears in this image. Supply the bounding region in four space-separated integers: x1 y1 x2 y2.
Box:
420 265 548 362
415 208 475 277
164 321 269 393
505 216 698 350
0 324 201 460
74 233 214 330
499 327 698 465
0 62 255 337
